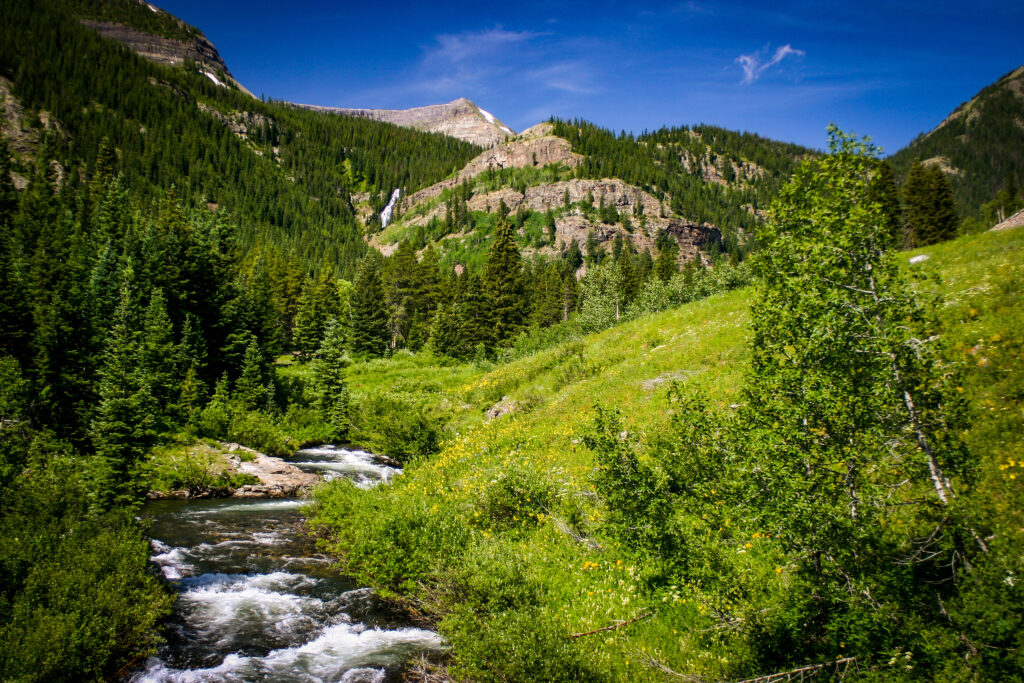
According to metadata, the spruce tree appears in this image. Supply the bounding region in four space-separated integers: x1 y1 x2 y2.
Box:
349 254 390 357
235 338 272 411
140 289 178 422
484 214 526 345
91 286 157 504
311 317 350 441
902 160 959 246
654 241 679 282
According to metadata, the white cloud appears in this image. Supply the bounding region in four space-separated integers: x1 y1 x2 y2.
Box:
525 61 603 95
736 44 805 85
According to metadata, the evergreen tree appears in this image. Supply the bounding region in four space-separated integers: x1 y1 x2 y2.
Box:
349 254 390 357
902 160 959 247
234 337 272 411
618 252 640 305
484 214 526 345
91 286 157 504
654 241 679 282
458 273 493 354
140 288 178 426
429 302 464 358
311 317 349 441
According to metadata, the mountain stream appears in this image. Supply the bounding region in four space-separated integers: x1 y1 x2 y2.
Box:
132 446 442 682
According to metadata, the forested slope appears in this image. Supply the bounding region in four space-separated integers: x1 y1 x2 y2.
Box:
889 64 1024 219
0 0 480 277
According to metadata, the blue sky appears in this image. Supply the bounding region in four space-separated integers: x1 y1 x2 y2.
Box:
156 0 1024 153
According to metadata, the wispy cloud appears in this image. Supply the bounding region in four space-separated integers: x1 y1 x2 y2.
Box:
428 27 539 66
736 44 805 85
525 61 603 95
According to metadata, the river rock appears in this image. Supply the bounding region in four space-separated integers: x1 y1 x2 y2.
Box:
229 446 321 498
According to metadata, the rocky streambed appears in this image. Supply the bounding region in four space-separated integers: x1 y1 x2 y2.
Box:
133 446 442 682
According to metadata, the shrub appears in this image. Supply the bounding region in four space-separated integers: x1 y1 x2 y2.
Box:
348 392 448 462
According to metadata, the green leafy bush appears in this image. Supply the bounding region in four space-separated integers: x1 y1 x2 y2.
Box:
348 392 448 462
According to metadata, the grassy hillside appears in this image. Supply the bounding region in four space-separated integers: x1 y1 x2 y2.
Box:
310 225 1024 681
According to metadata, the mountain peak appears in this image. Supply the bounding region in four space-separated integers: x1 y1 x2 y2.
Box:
293 98 515 148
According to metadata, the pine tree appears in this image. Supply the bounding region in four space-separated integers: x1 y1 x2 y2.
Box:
349 254 390 357
235 338 272 411
484 214 526 345
458 273 493 353
902 161 959 247
429 302 464 358
654 241 679 282
311 317 349 441
140 289 177 407
91 286 157 504
618 252 639 305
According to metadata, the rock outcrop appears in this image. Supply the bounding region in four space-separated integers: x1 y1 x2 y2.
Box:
80 19 253 96
227 444 320 498
399 124 583 210
992 207 1024 231
295 97 514 148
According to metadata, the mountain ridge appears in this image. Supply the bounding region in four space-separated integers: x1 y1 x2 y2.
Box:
889 62 1024 216
293 97 515 148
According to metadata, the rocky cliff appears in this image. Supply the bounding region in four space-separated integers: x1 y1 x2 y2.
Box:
80 19 253 96
400 122 582 209
295 97 513 148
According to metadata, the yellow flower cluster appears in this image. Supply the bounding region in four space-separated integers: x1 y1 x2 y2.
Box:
999 459 1022 480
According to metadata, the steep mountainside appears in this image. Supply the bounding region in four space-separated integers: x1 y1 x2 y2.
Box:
0 0 480 276
296 97 515 148
889 64 1024 215
373 121 813 271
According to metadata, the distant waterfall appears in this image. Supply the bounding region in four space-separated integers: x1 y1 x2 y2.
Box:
380 188 401 228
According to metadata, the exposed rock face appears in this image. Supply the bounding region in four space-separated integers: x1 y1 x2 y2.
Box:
400 126 583 210
80 19 253 96
294 97 513 147
0 77 40 160
992 207 1024 231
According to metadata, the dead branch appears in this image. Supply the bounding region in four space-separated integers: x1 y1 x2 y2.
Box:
566 608 655 639
730 656 857 683
544 508 604 551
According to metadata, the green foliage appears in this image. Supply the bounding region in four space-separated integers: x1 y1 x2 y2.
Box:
0 0 480 278
902 160 959 247
484 214 527 345
348 391 447 463
349 255 390 357
0 440 172 682
310 317 350 441
551 118 813 233
889 66 1024 217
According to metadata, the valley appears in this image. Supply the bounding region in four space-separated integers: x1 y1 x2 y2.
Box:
0 1 1022 682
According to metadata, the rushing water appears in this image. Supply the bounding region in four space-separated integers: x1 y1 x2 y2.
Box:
133 446 440 683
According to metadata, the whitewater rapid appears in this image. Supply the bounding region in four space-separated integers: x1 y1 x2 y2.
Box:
134 446 440 682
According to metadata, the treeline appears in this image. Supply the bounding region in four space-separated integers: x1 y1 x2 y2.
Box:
336 200 746 364
0 0 480 277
